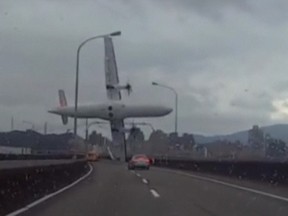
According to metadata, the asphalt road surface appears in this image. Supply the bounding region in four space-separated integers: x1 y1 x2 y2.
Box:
19 160 288 216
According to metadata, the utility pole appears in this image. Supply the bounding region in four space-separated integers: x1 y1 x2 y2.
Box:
11 116 14 131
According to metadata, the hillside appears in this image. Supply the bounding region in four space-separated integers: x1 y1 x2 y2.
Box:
194 124 288 144
0 130 74 150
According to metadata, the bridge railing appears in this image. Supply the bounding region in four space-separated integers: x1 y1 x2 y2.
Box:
0 159 88 215
152 155 288 185
0 153 85 160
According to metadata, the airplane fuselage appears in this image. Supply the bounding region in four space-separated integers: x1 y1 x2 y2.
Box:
49 102 172 120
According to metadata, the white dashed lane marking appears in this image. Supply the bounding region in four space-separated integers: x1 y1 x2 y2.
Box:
150 189 160 198
130 170 160 198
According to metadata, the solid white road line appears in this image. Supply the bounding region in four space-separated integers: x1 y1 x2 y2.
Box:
150 189 160 198
6 164 94 216
164 169 288 203
142 178 148 184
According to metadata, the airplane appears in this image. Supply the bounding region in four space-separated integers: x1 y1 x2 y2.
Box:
48 36 172 160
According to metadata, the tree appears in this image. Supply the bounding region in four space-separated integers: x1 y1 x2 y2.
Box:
248 125 264 150
266 137 286 157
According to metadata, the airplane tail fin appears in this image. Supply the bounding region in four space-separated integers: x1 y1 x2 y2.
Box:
58 89 68 125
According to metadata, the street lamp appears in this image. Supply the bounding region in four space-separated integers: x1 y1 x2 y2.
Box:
152 82 178 134
126 122 155 132
74 31 121 136
85 120 108 141
138 122 155 132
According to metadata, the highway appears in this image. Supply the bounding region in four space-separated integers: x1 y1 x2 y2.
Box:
18 160 288 216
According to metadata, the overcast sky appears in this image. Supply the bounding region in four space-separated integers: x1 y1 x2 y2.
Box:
2 0 288 136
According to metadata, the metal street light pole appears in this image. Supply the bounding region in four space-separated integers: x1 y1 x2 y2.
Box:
152 82 178 134
88 121 108 128
85 120 108 141
74 31 121 136
137 122 155 132
126 122 155 132
67 120 107 137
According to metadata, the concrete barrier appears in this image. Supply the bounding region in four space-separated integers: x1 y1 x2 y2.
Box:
0 153 85 160
0 160 88 215
153 157 288 185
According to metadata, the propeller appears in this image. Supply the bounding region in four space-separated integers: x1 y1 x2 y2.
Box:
125 80 132 95
107 82 132 95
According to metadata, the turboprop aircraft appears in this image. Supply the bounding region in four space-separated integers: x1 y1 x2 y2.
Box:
49 35 172 159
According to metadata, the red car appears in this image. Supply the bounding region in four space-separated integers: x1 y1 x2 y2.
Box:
128 154 151 170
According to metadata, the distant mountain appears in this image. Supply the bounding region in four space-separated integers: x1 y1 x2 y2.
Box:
0 130 74 150
193 130 249 144
194 124 288 144
261 124 288 141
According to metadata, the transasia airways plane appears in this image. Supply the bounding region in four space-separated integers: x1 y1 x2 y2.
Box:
49 35 172 158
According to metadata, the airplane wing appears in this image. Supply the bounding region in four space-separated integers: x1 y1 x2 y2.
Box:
104 36 126 160
104 36 121 100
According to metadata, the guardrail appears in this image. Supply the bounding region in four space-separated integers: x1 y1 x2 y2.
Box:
0 159 88 215
153 156 288 184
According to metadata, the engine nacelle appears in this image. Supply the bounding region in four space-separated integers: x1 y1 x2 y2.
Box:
106 83 132 95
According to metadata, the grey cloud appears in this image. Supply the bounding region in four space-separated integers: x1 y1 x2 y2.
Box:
181 87 219 110
273 80 288 92
150 0 250 21
179 111 270 135
117 41 210 74
150 0 288 24
229 91 273 111
1 0 288 135
247 0 288 24
114 0 250 20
